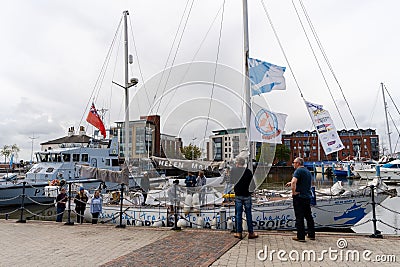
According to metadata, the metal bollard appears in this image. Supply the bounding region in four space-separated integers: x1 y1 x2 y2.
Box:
116 183 126 228
16 182 26 223
65 182 74 225
220 207 226 230
369 185 382 238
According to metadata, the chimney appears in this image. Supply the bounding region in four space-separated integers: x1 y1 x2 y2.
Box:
79 126 86 136
68 127 75 137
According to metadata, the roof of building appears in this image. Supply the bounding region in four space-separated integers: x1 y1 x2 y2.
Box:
40 135 92 145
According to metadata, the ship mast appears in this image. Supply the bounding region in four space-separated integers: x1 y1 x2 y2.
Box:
242 0 252 170
123 11 130 162
381 82 393 156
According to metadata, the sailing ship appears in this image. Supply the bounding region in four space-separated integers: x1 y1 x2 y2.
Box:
65 4 397 231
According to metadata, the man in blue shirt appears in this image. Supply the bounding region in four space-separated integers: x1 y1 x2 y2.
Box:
286 157 315 242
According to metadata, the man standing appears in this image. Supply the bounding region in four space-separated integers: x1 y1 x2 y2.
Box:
286 157 315 242
231 157 258 239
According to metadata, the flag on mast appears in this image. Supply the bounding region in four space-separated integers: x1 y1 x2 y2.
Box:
86 103 106 138
250 102 287 143
305 100 344 155
248 58 286 96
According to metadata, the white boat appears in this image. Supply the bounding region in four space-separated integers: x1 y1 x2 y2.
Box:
354 159 400 182
62 7 396 231
0 136 133 206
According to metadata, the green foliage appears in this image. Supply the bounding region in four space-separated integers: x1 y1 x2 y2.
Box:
274 144 291 162
1 144 20 163
181 144 202 160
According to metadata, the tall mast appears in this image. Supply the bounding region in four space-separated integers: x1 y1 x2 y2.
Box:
242 0 252 170
381 82 392 155
123 11 130 162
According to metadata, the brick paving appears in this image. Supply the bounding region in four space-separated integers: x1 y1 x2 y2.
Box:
103 230 240 267
1 219 399 266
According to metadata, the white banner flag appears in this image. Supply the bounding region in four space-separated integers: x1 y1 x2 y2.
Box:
250 105 287 143
305 100 344 155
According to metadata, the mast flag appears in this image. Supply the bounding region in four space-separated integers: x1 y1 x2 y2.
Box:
305 100 344 155
248 58 286 95
86 102 106 138
250 103 287 143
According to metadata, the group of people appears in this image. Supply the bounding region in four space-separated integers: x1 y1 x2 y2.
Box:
56 187 103 224
232 156 314 242
55 156 315 242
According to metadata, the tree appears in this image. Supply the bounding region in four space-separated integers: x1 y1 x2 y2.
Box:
181 144 202 160
274 144 291 163
1 145 11 163
0 144 20 163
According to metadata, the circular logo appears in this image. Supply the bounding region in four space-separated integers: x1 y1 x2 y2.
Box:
336 238 348 249
254 109 278 136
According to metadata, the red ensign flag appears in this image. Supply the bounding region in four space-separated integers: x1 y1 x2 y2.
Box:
86 103 106 138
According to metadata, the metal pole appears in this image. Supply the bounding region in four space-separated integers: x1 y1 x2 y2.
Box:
242 0 252 172
123 10 130 163
171 183 181 230
381 82 393 155
369 185 382 238
65 182 74 225
116 183 126 228
16 182 26 223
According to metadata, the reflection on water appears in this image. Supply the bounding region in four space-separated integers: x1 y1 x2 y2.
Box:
260 167 365 191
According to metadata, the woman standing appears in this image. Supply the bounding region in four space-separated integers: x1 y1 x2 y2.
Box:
90 190 102 224
74 187 88 224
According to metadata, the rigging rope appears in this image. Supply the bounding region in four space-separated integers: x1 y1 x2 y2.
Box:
78 15 123 129
152 0 195 115
202 0 226 154
297 0 371 159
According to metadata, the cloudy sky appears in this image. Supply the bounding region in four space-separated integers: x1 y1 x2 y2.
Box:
1 0 399 161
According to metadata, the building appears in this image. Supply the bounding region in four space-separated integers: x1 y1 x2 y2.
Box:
112 116 159 159
282 128 379 163
160 133 183 159
207 128 247 163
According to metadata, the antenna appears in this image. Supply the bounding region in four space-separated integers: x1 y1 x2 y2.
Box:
29 133 39 163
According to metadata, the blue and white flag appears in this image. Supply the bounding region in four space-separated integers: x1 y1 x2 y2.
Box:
248 58 286 96
9 154 14 168
250 103 287 143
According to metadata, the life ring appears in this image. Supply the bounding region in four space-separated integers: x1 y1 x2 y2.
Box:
50 179 60 186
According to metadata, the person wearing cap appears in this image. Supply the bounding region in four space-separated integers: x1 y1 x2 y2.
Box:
74 186 88 224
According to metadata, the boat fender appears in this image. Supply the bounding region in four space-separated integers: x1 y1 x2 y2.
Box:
211 218 217 229
197 216 204 229
183 195 192 214
227 218 233 230
177 218 187 228
242 218 248 231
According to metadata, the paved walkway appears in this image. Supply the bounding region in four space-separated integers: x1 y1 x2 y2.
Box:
1 219 399 266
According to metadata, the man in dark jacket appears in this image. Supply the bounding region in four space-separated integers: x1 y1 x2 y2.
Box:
232 157 258 239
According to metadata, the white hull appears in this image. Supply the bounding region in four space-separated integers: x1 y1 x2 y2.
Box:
78 193 388 230
355 169 400 181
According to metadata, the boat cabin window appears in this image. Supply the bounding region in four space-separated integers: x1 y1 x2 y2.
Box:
73 154 80 162
81 154 89 162
46 167 54 173
62 154 71 162
34 167 43 173
37 153 49 162
111 159 119 166
105 159 110 166
49 153 62 162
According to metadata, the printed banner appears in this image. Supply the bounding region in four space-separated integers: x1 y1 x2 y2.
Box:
305 100 344 155
250 105 287 143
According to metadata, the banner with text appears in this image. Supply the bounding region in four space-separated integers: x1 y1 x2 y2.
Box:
305 100 344 155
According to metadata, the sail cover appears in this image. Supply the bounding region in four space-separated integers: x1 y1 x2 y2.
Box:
305 100 344 155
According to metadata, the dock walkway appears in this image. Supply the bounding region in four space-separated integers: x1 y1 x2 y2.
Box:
0 219 398 266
